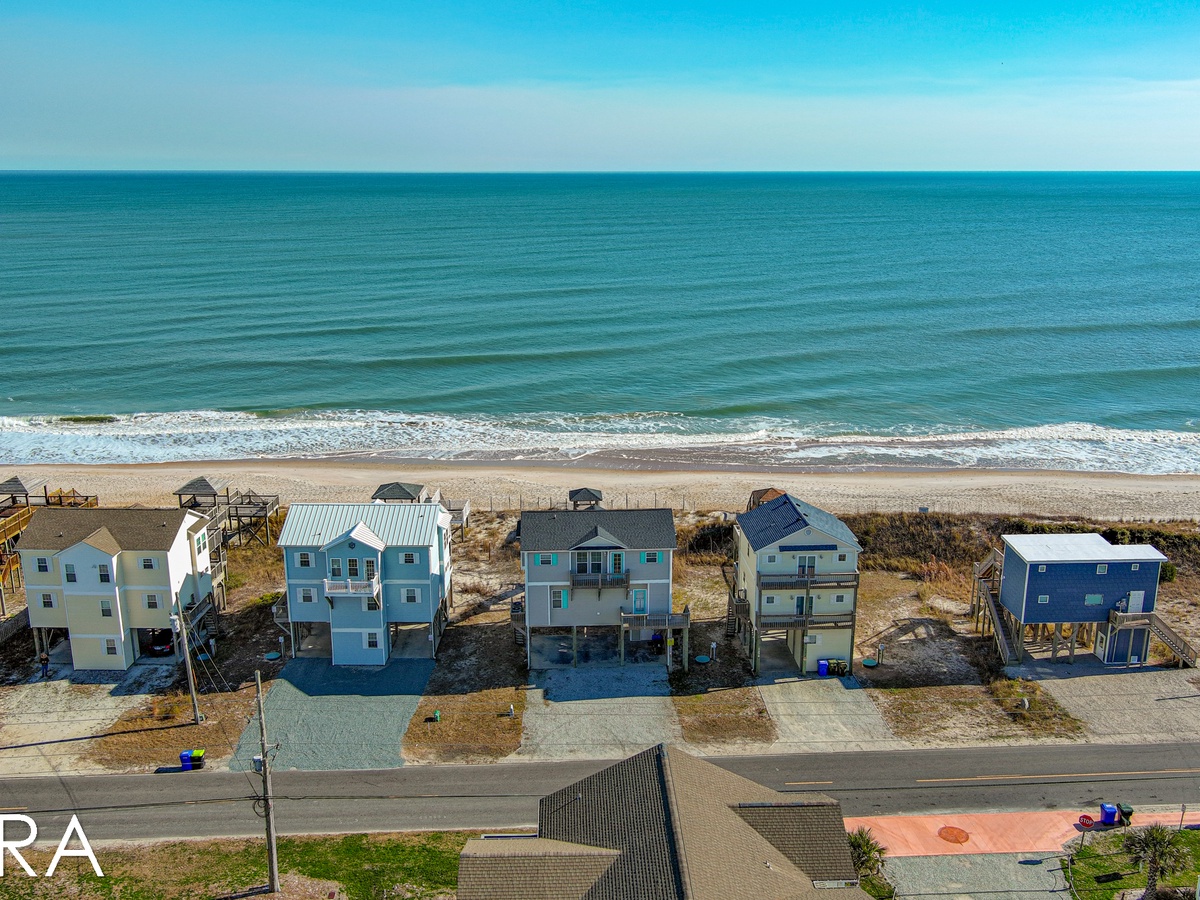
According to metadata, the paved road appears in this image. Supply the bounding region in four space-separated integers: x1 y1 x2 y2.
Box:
6 742 1200 842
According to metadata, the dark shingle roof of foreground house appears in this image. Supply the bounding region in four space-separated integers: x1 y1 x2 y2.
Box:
519 509 676 552
737 493 862 553
18 508 192 553
458 744 866 900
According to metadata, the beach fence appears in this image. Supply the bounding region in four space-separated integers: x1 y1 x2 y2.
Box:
487 492 695 512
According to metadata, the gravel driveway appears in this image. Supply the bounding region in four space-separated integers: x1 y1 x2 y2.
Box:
515 664 680 760
887 852 1069 899
229 658 435 772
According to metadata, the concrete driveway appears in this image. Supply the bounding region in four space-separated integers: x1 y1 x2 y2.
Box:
887 853 1069 899
515 664 680 760
758 675 907 753
229 657 434 772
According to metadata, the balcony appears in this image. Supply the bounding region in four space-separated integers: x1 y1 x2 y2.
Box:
323 576 381 597
570 571 631 590
758 570 860 591
620 606 690 629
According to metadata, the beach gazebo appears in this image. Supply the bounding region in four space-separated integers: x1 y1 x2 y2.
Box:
174 476 233 510
568 488 603 510
371 482 430 503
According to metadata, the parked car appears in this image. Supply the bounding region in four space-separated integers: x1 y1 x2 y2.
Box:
145 629 175 657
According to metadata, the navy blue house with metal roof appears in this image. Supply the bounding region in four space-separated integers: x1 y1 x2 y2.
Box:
978 533 1172 666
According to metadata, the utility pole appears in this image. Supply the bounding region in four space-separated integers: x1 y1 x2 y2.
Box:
256 670 281 893
173 597 202 725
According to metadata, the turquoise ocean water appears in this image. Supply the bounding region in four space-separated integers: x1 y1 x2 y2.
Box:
1 173 1198 472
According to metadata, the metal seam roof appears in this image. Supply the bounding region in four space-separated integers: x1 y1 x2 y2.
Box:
278 503 444 548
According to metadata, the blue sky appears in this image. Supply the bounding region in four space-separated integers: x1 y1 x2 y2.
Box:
2 1 1198 169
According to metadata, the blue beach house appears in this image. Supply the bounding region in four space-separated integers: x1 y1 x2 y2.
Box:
275 502 453 665
985 533 1172 666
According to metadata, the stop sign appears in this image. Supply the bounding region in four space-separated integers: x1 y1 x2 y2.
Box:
1079 815 1095 828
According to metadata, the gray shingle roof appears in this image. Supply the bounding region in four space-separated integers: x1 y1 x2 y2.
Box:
481 744 869 900
458 839 619 900
569 488 604 502
0 474 47 496
18 508 192 553
371 482 426 501
737 494 862 552
519 509 676 553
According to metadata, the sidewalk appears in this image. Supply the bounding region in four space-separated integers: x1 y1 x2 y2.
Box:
845 806 1200 857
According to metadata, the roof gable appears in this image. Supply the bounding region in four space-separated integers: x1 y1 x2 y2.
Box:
174 476 231 496
320 522 387 553
520 510 676 553
80 527 123 557
737 494 861 553
372 481 427 501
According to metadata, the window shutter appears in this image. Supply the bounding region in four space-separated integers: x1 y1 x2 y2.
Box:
551 554 558 566
562 590 569 609
640 552 647 564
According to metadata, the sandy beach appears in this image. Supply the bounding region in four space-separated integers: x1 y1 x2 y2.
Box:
7 459 1200 520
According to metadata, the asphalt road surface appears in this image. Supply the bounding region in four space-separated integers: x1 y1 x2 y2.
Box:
5 742 1200 842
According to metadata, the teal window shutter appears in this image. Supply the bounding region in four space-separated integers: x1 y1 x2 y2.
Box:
551 553 558 566
563 589 569 609
640 552 646 564
532 554 539 566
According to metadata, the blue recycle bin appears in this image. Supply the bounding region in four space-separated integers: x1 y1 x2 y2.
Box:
818 659 829 677
180 749 193 771
1100 803 1119 826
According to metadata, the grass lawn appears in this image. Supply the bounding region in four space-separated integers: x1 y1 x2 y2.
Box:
1067 825 1200 899
4 831 468 900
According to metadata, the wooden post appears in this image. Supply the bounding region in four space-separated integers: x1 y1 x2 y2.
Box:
1069 623 1079 663
572 626 577 668
682 626 689 673
1051 624 1060 661
620 623 625 666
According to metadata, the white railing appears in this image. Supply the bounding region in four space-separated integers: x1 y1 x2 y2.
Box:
323 576 380 596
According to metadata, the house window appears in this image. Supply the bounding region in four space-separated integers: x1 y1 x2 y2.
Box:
404 552 416 565
105 639 117 656
142 558 155 570
643 552 660 564
41 594 54 608
330 559 343 578
100 600 112 617
36 557 49 573
838 553 847 563
301 588 314 603
366 596 381 611
348 559 360 578
1038 565 1046 573
1037 595 1050 604
551 589 568 610
1131 563 1140 571
766 554 777 563
765 595 776 605
99 564 111 584
298 552 312 568
366 632 379 649
365 559 376 580
1096 564 1108 575
834 594 846 603
1084 594 1104 606
146 594 160 610
537 553 554 566
405 588 418 603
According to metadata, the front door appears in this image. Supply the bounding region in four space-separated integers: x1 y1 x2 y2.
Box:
611 552 624 574
1128 590 1145 614
631 590 647 613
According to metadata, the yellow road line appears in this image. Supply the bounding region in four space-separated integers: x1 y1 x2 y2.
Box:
0 807 28 811
917 767 1200 784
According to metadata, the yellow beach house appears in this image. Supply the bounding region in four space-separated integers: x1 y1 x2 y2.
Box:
20 507 216 671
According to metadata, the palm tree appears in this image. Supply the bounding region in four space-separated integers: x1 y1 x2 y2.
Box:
848 825 887 878
1123 824 1191 899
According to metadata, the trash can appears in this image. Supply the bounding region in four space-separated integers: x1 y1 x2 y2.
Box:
1100 803 1119 826
191 749 206 770
1118 803 1134 826
818 660 829 677
179 750 193 772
